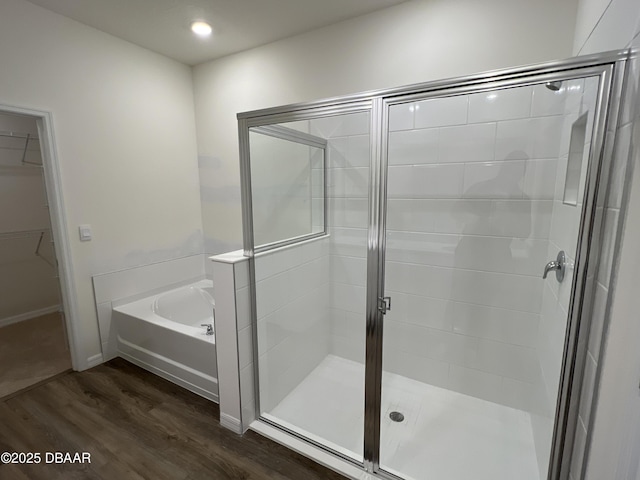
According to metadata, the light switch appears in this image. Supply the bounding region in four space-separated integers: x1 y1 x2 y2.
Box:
79 224 92 242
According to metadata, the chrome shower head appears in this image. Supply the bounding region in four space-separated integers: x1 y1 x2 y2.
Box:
545 81 563 92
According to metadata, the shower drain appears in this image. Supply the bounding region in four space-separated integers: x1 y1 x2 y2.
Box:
389 411 404 422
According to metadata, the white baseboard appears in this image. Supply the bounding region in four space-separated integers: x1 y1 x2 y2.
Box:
0 305 61 328
220 413 242 434
86 353 104 369
101 341 118 363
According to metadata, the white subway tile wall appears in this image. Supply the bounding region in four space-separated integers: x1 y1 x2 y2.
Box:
569 36 640 479
468 88 533 123
415 96 468 129
256 83 603 471
320 83 593 427
532 76 599 479
92 254 206 360
310 113 371 375
249 132 322 246
255 237 332 412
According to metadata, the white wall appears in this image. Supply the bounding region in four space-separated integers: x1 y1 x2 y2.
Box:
193 0 578 255
571 0 640 478
573 0 640 55
0 0 203 368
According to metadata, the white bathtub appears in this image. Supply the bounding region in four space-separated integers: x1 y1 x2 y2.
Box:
112 279 218 402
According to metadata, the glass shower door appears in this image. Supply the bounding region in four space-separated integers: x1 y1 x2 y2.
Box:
249 110 371 463
238 56 623 480
378 77 600 480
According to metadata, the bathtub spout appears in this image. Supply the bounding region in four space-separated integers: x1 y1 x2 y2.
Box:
201 324 213 336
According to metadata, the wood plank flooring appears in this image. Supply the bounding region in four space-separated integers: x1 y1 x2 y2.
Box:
0 358 346 480
0 312 72 398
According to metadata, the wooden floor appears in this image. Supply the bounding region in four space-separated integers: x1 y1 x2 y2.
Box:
0 312 71 398
0 358 346 480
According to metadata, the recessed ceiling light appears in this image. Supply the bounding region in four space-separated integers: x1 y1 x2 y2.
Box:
191 21 212 37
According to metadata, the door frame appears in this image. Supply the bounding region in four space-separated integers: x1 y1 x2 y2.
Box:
0 104 82 370
236 50 629 480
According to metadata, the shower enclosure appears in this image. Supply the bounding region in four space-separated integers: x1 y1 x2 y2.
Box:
237 51 627 480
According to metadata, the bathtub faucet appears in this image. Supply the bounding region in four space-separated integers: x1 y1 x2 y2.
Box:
201 324 213 336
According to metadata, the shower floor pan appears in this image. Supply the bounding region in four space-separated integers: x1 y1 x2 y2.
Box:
266 355 539 480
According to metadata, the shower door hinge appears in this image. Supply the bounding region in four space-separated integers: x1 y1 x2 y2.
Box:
378 296 391 315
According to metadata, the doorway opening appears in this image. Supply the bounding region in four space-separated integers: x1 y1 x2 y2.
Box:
0 108 77 398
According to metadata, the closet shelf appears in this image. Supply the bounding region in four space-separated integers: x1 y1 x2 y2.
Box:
0 131 39 141
0 165 42 174
0 131 43 167
0 228 50 241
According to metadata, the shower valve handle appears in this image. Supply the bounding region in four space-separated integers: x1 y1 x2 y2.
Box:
543 251 566 282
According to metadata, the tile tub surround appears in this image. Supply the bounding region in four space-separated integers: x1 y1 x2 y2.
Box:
92 254 207 361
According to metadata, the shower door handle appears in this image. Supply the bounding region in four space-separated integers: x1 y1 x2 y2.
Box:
543 251 566 282
378 296 391 315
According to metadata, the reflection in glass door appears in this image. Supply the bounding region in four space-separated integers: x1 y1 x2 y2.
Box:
250 111 371 462
379 77 599 480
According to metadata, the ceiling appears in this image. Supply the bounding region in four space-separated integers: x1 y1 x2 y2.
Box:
26 0 407 66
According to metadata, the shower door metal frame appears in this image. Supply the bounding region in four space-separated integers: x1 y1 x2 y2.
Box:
369 58 627 480
248 123 329 254
236 49 628 480
238 101 375 468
